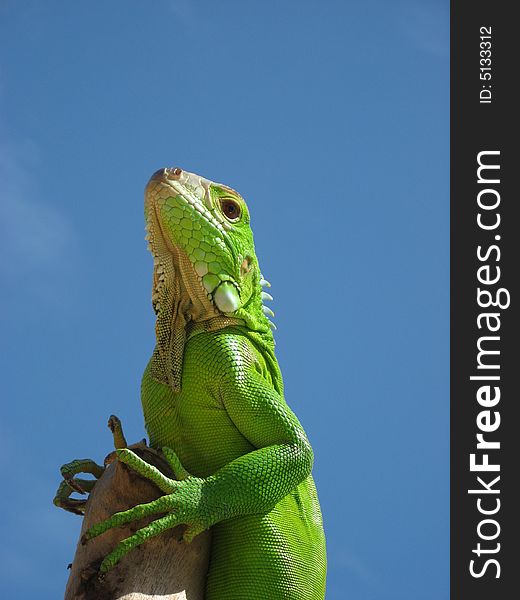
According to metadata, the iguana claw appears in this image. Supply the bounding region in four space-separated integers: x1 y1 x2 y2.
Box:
53 415 128 515
54 478 97 514
107 414 127 449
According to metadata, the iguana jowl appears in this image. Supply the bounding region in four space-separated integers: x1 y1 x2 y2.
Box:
56 168 327 599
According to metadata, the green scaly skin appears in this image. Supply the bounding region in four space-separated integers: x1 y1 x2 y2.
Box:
71 168 326 599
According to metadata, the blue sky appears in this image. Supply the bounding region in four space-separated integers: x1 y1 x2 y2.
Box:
0 1 449 598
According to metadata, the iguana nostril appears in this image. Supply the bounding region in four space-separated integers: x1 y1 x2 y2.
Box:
149 168 183 182
167 167 183 180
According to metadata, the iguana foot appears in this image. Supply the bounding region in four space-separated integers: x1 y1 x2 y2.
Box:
53 459 105 514
83 447 208 573
53 415 128 515
54 477 97 515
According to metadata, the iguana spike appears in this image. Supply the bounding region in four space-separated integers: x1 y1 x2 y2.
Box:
262 306 275 318
261 291 273 302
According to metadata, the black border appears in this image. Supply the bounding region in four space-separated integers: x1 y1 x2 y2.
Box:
451 2 519 597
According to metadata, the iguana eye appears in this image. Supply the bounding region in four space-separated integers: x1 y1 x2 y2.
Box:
220 198 241 221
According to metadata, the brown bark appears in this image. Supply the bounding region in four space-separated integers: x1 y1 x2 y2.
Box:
64 444 211 600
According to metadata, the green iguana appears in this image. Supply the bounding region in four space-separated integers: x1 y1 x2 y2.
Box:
55 167 327 599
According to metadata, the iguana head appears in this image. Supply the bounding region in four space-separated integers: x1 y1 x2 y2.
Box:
144 167 274 388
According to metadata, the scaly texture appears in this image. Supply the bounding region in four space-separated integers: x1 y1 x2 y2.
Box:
62 168 326 599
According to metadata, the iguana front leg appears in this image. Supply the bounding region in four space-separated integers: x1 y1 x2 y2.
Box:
83 356 314 573
53 415 128 515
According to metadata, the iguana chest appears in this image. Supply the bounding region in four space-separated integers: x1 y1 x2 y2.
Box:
141 357 254 479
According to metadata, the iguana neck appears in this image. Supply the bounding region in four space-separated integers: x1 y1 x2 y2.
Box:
150 294 275 392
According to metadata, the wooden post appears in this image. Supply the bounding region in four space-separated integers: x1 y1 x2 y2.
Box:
64 445 211 600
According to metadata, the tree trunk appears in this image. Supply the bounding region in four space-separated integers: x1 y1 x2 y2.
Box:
64 445 211 600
